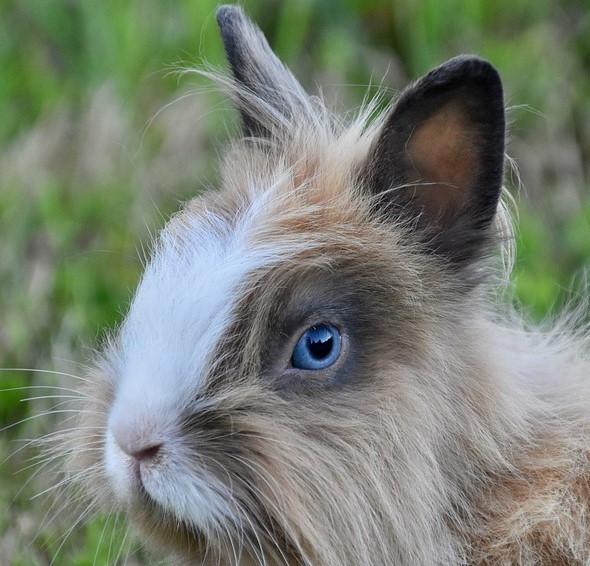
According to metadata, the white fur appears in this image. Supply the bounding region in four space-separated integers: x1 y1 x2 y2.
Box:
105 174 313 527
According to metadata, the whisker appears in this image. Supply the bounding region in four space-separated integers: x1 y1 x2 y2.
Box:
113 519 134 565
0 367 92 384
19 395 89 404
49 501 101 565
93 513 115 566
1 409 105 433
6 428 105 466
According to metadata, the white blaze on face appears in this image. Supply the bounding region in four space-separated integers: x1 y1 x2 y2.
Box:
116 211 251 412
104 180 306 528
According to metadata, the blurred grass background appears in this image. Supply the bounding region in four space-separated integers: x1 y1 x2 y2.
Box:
0 0 589 563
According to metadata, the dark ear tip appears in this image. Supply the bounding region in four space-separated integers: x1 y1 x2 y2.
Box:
444 54 497 71
215 4 243 29
433 55 502 90
459 55 499 75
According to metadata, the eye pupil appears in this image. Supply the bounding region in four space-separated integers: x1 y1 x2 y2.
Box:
306 328 333 360
291 323 342 370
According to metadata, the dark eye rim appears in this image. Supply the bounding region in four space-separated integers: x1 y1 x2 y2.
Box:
259 313 351 390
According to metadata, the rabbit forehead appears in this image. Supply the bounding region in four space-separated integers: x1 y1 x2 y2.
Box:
114 180 326 408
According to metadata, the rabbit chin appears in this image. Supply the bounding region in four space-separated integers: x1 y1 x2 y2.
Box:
104 431 230 532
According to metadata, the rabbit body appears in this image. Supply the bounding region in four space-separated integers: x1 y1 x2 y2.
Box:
66 5 590 565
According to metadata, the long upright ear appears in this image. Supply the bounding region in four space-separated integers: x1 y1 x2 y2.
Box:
216 5 313 139
360 56 505 268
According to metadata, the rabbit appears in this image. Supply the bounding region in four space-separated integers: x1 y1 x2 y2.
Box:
58 4 590 565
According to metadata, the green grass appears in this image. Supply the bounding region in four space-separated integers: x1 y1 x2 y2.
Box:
1 0 589 563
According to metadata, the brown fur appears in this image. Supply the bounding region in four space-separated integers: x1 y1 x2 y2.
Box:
54 5 590 565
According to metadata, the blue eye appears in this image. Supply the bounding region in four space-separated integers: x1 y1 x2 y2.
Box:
291 323 342 370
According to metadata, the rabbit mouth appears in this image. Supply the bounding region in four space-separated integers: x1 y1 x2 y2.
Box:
105 429 232 531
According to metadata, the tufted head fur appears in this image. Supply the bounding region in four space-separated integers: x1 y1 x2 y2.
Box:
62 5 590 565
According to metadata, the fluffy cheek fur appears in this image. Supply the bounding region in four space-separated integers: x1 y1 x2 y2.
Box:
67 229 508 565
73 377 450 564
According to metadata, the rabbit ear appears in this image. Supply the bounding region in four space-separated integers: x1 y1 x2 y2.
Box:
360 56 505 268
216 5 312 139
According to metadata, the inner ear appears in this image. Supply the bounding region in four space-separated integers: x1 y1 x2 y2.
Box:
405 97 480 226
360 56 506 267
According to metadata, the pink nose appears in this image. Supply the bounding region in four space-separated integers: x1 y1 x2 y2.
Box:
111 418 164 462
128 442 162 462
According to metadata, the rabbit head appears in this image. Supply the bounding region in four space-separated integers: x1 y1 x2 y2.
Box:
67 4 519 565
